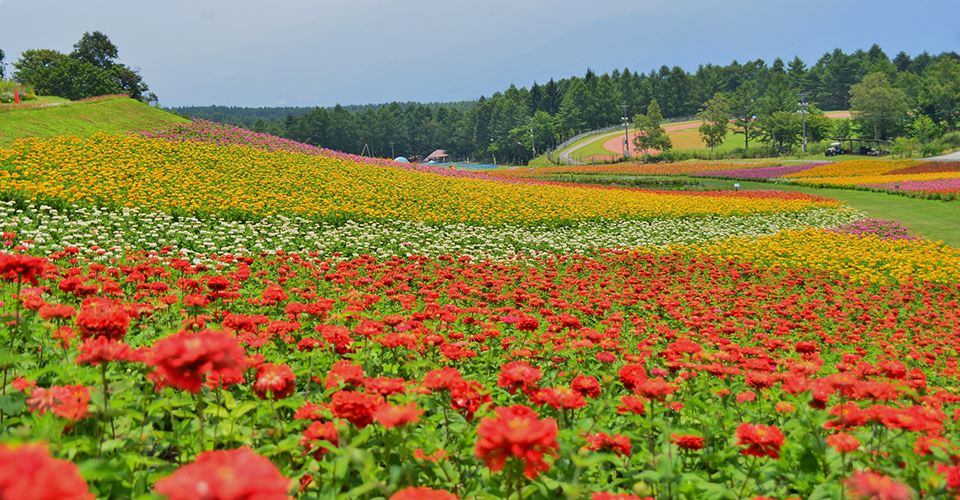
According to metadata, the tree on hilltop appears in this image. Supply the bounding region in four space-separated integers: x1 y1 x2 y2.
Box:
70 31 119 70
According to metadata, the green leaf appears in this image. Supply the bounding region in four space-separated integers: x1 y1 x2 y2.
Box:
232 401 258 419
799 447 820 474
0 392 26 415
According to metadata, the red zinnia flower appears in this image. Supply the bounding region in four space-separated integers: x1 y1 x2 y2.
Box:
571 375 601 398
584 432 632 457
364 376 407 396
616 395 647 416
475 405 559 479
253 363 297 400
389 487 460 500
0 443 89 500
530 386 587 410
329 391 381 428
451 380 491 421
735 423 784 459
26 385 91 420
497 361 541 395
632 377 679 400
300 421 339 460
154 447 291 500
0 253 47 285
75 336 132 366
618 364 647 391
74 298 130 341
147 329 247 393
423 367 464 391
38 303 77 321
374 402 422 429
323 360 365 389
842 471 912 500
670 434 704 450
826 432 860 453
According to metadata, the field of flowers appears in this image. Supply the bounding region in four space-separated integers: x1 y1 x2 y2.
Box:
0 131 838 226
693 160 960 199
3 123 960 500
487 163 779 179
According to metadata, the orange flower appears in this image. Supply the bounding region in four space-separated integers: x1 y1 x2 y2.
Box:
475 405 558 479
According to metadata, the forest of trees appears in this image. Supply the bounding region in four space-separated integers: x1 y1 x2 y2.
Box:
172 45 960 163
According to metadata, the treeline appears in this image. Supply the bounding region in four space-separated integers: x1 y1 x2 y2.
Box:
171 101 478 128
176 45 959 163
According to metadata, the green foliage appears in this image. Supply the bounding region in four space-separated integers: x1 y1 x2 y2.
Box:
910 115 943 144
757 111 800 152
849 72 909 140
633 100 672 158
32 58 120 101
890 137 918 158
13 49 67 86
70 31 119 70
698 93 729 152
730 82 759 149
918 56 960 127
13 32 151 103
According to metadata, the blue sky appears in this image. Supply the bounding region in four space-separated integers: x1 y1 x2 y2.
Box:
1 0 957 107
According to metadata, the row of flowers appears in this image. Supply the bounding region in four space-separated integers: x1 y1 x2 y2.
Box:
0 201 865 262
2 241 959 499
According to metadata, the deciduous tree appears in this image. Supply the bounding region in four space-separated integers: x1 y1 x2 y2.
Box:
633 99 672 160
730 82 759 149
698 93 729 154
850 72 909 139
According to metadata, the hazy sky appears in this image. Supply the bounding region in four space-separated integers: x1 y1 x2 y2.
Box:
1 0 957 108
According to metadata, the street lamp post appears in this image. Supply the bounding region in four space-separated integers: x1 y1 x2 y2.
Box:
490 137 496 166
390 141 395 159
799 92 808 154
621 104 630 159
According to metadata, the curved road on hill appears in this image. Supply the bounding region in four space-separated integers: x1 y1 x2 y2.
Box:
559 121 701 164
559 111 854 165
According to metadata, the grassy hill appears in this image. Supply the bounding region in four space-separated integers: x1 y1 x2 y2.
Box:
0 95 188 148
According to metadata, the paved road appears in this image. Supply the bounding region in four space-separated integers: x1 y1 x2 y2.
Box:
925 150 960 161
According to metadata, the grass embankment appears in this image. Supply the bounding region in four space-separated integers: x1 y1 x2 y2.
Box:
0 95 187 148
694 177 960 247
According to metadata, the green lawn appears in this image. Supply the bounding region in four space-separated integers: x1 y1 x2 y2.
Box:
0 95 187 148
693 177 960 247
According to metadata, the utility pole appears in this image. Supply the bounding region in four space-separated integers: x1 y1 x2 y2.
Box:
621 104 630 158
530 117 536 159
799 92 808 154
